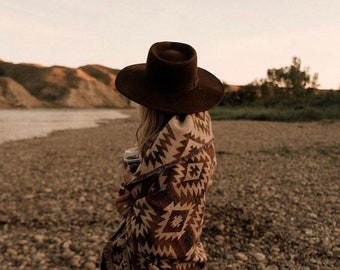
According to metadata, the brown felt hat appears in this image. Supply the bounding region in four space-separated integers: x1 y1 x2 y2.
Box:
115 41 224 113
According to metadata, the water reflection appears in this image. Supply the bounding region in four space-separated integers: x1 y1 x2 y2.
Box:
0 109 129 144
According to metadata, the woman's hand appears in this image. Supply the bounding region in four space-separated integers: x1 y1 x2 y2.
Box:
115 188 133 217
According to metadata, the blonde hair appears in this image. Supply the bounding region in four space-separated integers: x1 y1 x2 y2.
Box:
136 106 175 156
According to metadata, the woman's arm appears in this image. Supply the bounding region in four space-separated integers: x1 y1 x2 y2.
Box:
126 166 208 262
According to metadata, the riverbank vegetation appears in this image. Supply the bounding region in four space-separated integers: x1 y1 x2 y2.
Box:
211 57 340 122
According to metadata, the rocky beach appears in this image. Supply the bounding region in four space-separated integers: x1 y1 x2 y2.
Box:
0 109 339 270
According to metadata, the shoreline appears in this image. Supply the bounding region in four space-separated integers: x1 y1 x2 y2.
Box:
0 108 133 145
1 115 339 269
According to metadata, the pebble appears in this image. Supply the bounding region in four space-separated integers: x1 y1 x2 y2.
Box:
304 228 314 236
70 255 82 267
6 248 18 256
270 247 280 255
84 262 97 270
309 258 317 264
88 255 98 262
216 222 225 232
35 252 46 260
62 240 72 250
19 262 28 269
322 236 331 247
332 247 340 257
253 252 266 262
24 194 35 199
44 188 53 193
214 235 225 245
308 212 318 219
62 249 75 259
265 265 279 270
105 203 113 211
235 252 248 261
34 234 45 244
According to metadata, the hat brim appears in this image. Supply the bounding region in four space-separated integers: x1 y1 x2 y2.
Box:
115 64 224 113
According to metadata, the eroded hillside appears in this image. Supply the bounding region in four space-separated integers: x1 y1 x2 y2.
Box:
0 60 130 108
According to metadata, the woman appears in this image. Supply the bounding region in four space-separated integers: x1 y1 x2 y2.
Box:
101 41 224 270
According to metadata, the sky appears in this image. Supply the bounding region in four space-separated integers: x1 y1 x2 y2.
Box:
1 0 339 89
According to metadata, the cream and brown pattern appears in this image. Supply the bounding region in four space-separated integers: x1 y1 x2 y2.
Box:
102 111 216 270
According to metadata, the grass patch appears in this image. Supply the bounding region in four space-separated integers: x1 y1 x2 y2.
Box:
279 145 291 156
257 145 292 156
210 105 340 122
315 144 340 156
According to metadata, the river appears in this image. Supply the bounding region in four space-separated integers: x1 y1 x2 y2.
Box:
0 109 129 144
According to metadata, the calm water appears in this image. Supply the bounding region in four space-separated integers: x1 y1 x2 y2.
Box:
0 109 129 144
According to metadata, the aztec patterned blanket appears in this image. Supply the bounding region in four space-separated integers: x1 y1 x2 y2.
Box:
102 111 217 270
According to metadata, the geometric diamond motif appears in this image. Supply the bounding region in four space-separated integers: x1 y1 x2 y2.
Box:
185 162 204 181
155 202 194 241
165 210 188 232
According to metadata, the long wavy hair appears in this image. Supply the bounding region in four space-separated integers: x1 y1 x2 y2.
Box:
136 106 175 156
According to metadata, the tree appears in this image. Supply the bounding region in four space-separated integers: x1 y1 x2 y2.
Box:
265 57 319 97
222 57 320 106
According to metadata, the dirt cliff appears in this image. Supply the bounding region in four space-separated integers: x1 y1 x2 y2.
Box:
0 60 130 108
0 77 45 108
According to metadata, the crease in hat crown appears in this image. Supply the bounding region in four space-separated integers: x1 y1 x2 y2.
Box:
145 42 199 92
115 41 225 114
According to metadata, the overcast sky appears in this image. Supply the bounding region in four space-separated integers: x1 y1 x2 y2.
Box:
1 0 339 89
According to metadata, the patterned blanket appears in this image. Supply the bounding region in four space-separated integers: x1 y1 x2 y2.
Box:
102 111 217 270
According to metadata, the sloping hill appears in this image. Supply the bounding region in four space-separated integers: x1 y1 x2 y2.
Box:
0 60 130 108
0 77 45 108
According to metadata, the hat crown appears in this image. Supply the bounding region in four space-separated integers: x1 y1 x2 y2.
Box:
160 49 188 62
145 42 198 92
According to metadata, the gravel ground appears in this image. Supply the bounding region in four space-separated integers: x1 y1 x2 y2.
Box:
0 109 339 270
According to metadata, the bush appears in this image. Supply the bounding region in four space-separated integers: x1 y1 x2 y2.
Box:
309 91 340 107
0 66 5 76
